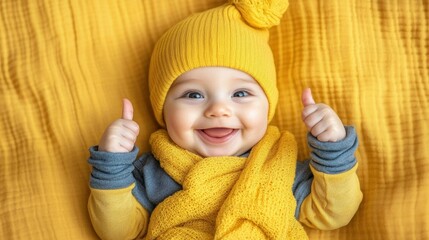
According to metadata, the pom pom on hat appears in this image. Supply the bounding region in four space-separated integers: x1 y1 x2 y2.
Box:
229 0 289 28
149 0 289 127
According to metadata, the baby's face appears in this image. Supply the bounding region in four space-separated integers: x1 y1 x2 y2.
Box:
163 67 269 157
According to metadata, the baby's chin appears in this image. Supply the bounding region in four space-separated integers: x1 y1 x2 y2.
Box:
195 148 250 158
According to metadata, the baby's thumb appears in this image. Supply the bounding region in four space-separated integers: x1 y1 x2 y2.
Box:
302 88 316 107
122 98 134 120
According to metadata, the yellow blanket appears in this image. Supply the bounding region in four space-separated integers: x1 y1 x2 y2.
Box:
147 127 307 239
1 0 428 239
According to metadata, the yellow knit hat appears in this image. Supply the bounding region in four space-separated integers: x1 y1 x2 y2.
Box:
149 0 289 127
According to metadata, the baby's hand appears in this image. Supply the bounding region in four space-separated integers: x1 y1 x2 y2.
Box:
301 88 346 142
98 99 140 152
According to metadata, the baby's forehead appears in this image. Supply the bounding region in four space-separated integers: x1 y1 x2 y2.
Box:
174 66 257 83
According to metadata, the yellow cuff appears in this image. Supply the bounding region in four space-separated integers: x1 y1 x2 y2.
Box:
298 164 363 230
88 183 149 239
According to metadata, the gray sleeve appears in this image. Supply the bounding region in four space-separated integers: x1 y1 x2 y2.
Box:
292 126 358 218
292 159 313 219
87 146 181 213
308 126 358 174
88 146 139 189
132 154 181 212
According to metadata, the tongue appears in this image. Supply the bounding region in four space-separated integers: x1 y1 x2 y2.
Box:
203 128 233 138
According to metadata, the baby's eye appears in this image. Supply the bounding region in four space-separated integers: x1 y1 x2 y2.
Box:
233 90 249 98
185 91 204 99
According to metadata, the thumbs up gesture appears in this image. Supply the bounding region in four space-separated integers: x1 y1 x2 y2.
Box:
98 99 140 152
301 88 346 142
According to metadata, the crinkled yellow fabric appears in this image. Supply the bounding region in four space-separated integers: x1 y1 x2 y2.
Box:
0 0 428 239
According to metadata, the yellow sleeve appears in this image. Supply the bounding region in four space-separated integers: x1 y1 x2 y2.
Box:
298 164 363 230
88 183 149 240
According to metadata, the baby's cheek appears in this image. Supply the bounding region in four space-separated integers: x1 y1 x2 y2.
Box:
244 105 268 125
242 112 268 136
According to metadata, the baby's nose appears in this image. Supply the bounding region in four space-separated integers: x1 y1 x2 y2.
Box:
204 100 232 118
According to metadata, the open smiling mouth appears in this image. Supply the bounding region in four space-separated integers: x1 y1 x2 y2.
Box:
197 128 238 144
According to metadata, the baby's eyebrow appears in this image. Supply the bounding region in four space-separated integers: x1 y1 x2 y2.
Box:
234 77 258 84
171 76 258 89
170 78 198 88
172 77 201 85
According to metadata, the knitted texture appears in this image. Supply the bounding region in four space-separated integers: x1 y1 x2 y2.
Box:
149 0 289 126
229 0 289 28
146 126 308 239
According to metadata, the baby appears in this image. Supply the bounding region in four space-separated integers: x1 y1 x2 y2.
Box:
88 1 362 239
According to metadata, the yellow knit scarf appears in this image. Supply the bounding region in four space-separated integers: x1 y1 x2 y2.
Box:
145 126 308 239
